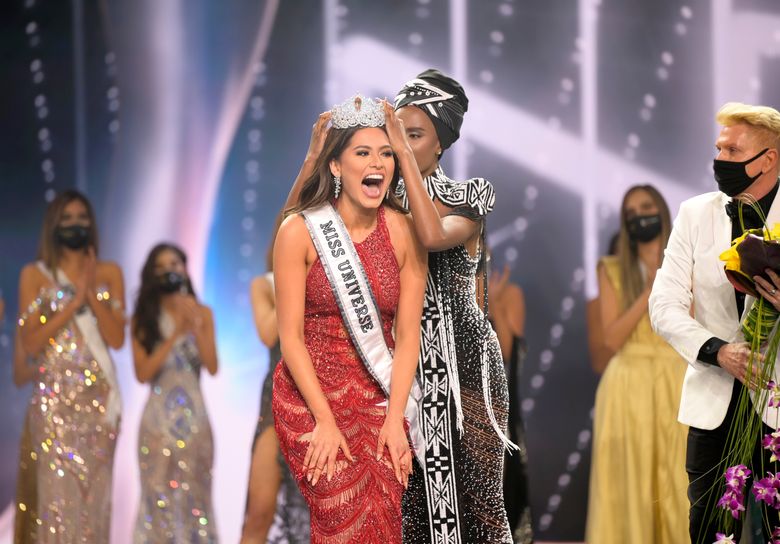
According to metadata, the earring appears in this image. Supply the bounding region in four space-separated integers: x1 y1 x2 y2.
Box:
333 175 341 198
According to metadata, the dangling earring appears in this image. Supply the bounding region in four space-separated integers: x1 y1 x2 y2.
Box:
333 175 341 198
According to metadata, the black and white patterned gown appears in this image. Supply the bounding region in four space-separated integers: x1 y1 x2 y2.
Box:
398 168 514 544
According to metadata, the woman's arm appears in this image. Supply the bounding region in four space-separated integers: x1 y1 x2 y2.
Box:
18 264 83 355
275 214 353 485
132 317 180 383
587 296 615 374
383 101 480 252
488 266 526 361
599 262 649 355
88 258 126 349
283 112 331 210
379 210 428 486
250 275 278 348
192 304 218 375
13 328 37 386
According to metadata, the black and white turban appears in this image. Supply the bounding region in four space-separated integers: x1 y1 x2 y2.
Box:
394 68 469 151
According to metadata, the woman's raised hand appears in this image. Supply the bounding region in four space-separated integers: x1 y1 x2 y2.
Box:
382 100 412 155
305 111 332 162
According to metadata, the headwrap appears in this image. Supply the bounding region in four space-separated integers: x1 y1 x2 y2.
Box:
394 68 469 151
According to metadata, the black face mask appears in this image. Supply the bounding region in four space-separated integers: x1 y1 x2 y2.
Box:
55 225 91 250
626 214 662 243
157 271 187 294
714 148 769 197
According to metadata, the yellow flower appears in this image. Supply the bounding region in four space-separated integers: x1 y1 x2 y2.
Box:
720 243 742 273
720 230 751 271
719 223 780 279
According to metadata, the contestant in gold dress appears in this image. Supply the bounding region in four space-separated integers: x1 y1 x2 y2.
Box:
585 185 688 544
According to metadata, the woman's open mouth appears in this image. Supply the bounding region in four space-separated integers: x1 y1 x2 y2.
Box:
361 174 384 198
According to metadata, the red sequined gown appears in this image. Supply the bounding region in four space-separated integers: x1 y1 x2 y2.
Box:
273 206 404 544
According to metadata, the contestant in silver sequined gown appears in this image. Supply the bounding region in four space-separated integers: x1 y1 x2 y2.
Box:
15 280 120 543
134 313 217 542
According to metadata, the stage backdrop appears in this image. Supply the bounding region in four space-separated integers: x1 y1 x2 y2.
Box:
2 0 780 542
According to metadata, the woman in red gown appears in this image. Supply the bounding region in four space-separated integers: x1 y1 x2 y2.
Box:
272 96 428 543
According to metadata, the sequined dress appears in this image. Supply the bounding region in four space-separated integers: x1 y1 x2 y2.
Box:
272 206 405 544
134 313 217 542
397 168 513 544
254 338 310 543
14 271 120 543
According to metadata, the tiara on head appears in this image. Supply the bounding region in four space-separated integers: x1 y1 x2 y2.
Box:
330 94 385 129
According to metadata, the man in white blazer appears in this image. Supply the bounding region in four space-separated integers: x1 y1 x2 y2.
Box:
649 102 780 543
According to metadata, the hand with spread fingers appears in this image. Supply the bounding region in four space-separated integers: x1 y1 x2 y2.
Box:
303 418 354 487
754 268 780 312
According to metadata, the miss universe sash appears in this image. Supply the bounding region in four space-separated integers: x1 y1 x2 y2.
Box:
301 202 426 464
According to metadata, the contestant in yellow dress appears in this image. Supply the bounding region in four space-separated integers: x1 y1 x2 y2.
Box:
585 185 689 544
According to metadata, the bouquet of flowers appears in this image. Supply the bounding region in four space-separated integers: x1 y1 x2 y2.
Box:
711 199 780 541
721 223 780 344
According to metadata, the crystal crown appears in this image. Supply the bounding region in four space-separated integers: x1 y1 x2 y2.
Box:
330 94 385 129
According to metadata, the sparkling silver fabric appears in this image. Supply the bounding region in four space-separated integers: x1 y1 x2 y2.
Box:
134 314 217 542
15 285 119 543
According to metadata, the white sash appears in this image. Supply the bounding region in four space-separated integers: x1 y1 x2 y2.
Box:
301 203 425 464
37 262 122 427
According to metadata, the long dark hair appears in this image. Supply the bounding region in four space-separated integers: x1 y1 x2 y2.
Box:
286 126 407 216
38 190 100 273
616 184 672 307
266 211 284 272
132 243 196 355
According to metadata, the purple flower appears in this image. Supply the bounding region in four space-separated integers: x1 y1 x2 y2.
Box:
752 472 780 510
718 465 751 519
725 464 752 489
717 489 746 519
714 532 736 544
769 381 780 408
764 430 780 463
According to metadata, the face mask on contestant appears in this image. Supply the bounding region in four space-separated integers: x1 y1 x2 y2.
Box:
55 225 91 250
157 271 187 294
626 214 662 243
714 148 769 197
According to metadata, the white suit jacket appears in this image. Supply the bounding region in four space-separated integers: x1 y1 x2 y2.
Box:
649 190 780 430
